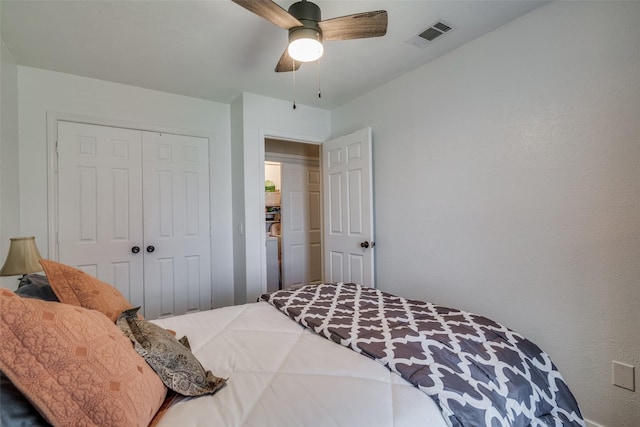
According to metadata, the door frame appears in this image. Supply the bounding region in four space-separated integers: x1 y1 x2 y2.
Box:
46 111 228 303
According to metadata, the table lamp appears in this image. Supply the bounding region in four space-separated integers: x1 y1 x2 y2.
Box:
0 236 43 279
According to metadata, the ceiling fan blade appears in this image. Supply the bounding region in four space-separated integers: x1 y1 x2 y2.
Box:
275 48 301 73
319 10 388 41
232 0 302 30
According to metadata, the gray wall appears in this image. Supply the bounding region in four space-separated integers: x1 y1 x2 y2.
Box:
0 36 20 289
331 2 640 426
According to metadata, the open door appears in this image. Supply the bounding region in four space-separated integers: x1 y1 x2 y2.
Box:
322 127 375 286
281 162 322 288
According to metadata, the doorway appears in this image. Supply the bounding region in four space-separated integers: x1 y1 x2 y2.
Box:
264 138 321 289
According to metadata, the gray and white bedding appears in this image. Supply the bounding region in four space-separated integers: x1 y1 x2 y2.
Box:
4 275 585 426
259 283 585 427
152 300 448 426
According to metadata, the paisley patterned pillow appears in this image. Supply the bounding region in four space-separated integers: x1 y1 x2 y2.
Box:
117 308 226 396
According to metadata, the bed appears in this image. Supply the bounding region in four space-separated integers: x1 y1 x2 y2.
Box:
151 300 447 427
0 261 585 427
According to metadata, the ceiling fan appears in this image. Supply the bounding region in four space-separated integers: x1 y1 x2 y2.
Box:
232 0 388 73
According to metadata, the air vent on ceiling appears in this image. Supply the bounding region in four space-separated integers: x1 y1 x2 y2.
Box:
406 21 453 49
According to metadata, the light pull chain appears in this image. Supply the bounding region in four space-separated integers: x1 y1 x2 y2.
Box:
317 57 321 99
291 52 322 109
292 59 297 109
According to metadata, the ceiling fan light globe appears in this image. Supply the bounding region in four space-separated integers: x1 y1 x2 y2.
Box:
288 37 323 62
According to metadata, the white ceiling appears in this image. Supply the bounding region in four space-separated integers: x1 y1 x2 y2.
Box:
1 0 548 109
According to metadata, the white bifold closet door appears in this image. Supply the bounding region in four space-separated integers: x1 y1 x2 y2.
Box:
57 121 211 319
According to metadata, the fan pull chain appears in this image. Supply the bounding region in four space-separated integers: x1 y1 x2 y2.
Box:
292 60 297 110
317 58 321 99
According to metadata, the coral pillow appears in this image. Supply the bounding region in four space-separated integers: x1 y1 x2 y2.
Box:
0 289 166 427
40 259 133 322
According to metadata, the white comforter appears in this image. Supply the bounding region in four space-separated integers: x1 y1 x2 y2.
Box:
152 302 447 427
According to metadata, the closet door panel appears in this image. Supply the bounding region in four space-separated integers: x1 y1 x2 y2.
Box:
142 132 211 319
57 121 144 308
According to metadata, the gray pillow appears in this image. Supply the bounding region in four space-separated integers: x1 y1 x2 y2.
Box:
16 274 59 302
116 307 226 396
0 371 51 427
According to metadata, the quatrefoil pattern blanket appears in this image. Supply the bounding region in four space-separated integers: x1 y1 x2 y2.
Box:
259 283 585 427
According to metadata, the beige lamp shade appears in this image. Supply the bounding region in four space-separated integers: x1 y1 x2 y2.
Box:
0 236 43 276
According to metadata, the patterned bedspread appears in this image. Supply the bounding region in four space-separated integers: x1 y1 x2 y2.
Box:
259 283 585 427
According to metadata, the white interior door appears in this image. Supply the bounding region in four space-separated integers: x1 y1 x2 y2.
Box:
57 121 145 307
322 127 375 286
141 132 212 319
57 122 212 319
281 162 321 288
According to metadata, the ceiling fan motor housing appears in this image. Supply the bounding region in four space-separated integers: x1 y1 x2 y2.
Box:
288 0 322 40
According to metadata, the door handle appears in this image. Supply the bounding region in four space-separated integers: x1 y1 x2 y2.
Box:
360 241 375 249
131 246 140 254
146 245 155 253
